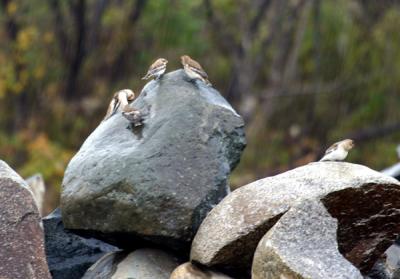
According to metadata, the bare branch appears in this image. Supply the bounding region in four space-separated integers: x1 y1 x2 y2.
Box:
347 123 400 143
283 0 312 83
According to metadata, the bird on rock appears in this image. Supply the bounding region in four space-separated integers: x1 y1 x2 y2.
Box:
180 55 211 86
142 58 168 80
103 89 136 121
319 139 354 162
122 108 143 127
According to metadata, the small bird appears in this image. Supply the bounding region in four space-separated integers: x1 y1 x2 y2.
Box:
319 139 355 162
181 55 212 86
122 107 143 127
104 89 136 120
142 58 168 80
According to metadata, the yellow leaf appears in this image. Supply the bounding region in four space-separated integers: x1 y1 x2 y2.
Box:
7 2 17 16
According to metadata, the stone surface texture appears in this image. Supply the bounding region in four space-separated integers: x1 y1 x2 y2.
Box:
252 200 363 279
61 70 245 249
191 162 400 271
0 160 51 279
170 262 234 279
43 208 119 279
82 248 180 279
25 173 46 215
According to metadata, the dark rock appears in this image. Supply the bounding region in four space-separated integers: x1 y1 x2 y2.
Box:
0 160 51 279
191 162 400 272
43 208 119 279
61 69 245 250
82 248 180 279
252 199 363 279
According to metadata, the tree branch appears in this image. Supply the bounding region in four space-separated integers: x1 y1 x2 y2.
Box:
347 123 400 143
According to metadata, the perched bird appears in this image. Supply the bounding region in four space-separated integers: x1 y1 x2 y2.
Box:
142 58 168 80
122 107 143 127
104 89 136 121
319 139 355 162
180 55 211 86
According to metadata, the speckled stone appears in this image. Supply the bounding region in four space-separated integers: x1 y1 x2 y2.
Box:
61 70 246 250
170 262 234 279
82 248 180 279
191 162 400 272
252 199 363 279
0 160 51 279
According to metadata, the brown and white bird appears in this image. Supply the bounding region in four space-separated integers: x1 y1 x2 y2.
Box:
142 58 168 80
180 55 211 86
104 89 136 120
122 107 143 127
319 139 355 162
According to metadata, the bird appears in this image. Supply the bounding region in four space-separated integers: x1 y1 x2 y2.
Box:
180 55 212 86
122 107 143 127
142 58 168 80
103 89 136 121
319 139 355 162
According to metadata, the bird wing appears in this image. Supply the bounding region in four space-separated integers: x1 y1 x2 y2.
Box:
143 64 165 79
324 142 339 155
189 65 208 79
104 98 119 120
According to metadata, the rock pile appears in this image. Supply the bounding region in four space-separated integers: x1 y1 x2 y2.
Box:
191 162 400 278
3 69 400 279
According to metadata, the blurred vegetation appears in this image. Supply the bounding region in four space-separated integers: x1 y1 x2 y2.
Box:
1 0 400 214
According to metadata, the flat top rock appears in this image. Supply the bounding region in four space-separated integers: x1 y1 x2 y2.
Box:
191 162 400 268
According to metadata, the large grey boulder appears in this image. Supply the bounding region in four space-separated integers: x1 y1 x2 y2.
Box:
0 160 51 279
252 199 363 279
43 208 119 279
82 248 180 279
60 69 246 249
191 162 400 272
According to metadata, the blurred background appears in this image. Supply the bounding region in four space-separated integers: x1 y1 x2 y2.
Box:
1 0 400 215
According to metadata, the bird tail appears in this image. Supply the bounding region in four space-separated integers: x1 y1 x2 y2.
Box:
142 74 150 80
